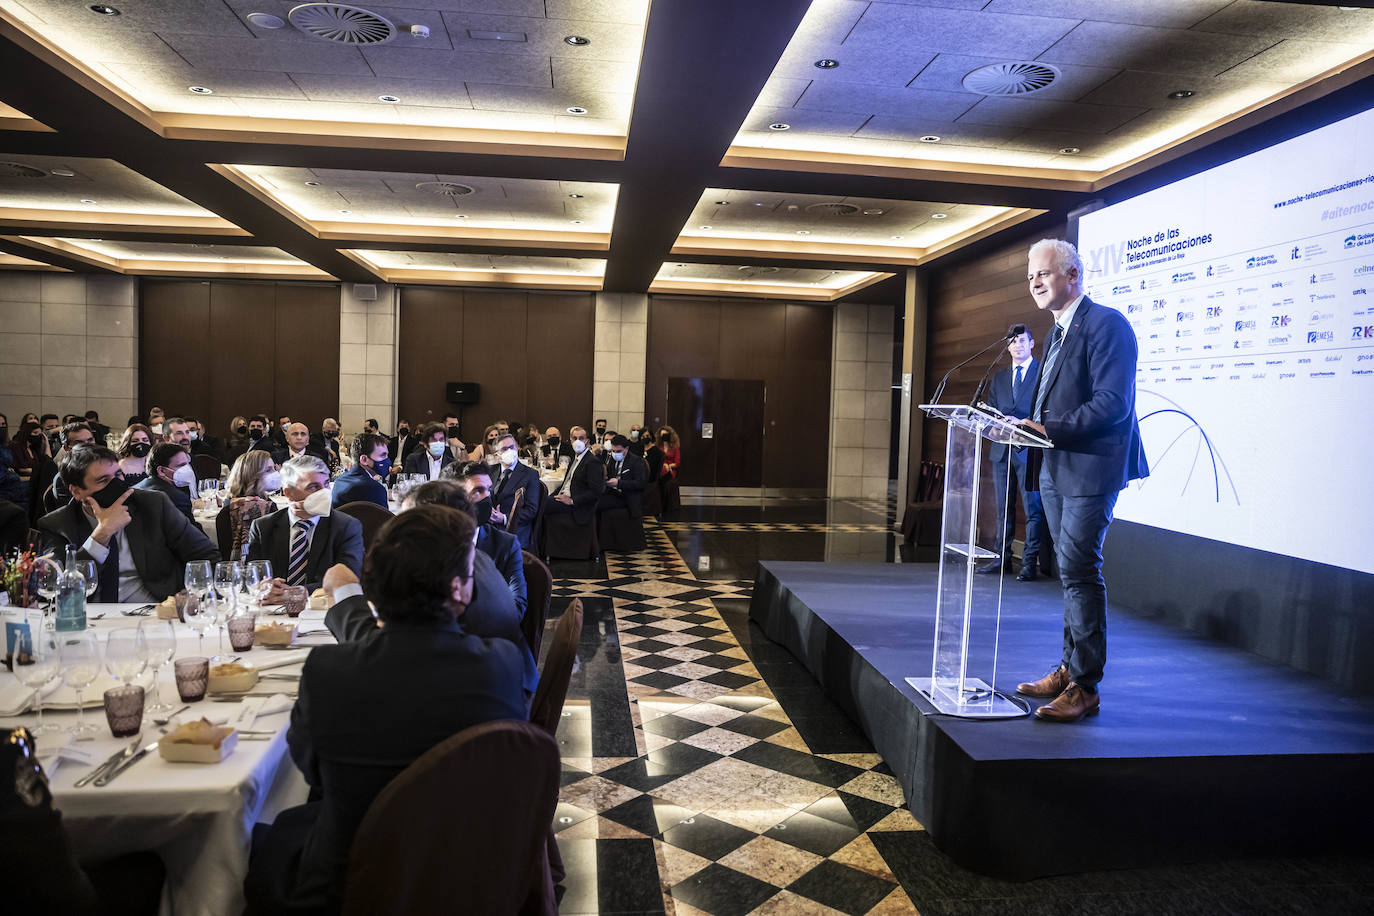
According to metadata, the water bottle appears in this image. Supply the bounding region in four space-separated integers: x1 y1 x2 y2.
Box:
54 546 87 633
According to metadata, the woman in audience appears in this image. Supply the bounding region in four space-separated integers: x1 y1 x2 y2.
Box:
8 419 48 475
643 423 664 483
114 423 153 486
20 412 38 426
224 450 279 561
658 426 681 481
223 415 251 465
468 422 504 465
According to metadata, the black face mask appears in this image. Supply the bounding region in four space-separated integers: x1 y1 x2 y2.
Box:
472 496 494 527
236 424 248 436
249 428 264 441
325 430 338 439
446 425 459 437
547 436 560 448
130 441 151 458
91 475 130 509
398 426 410 437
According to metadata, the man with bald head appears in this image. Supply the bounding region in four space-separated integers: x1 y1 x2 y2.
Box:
540 426 573 468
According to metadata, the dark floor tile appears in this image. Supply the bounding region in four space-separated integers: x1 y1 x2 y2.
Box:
692 653 749 671
625 624 672 638
628 637 678 654
641 714 712 741
670 863 778 916
709 695 776 713
700 670 758 689
599 794 697 837
731 741 865 788
685 638 736 654
630 671 691 690
802 791 895 833
599 742 723 792
717 713 791 740
788 714 876 755
678 612 718 624
661 812 757 861
787 859 897 916
680 624 730 638
766 810 862 857
628 653 684 671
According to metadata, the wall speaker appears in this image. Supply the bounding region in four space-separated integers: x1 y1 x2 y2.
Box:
353 283 378 301
446 381 480 405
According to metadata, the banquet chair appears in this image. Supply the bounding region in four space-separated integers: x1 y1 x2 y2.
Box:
214 504 234 558
520 549 553 660
596 507 645 553
542 513 599 561
341 720 559 916
641 476 662 518
190 453 221 483
532 482 551 560
506 486 525 534
334 501 393 550
530 598 583 735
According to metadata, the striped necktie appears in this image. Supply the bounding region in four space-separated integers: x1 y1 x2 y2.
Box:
287 519 311 586
1013 364 1023 399
1032 324 1065 423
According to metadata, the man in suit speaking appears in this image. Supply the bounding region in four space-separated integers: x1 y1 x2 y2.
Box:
978 326 1047 581
1015 239 1148 723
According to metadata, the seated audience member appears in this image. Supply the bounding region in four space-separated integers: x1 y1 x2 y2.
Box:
402 422 456 480
331 433 389 509
224 451 279 561
0 447 27 510
249 456 364 595
224 415 252 465
467 422 503 465
146 407 165 439
39 414 61 455
643 427 664 483
271 415 292 450
185 416 222 462
390 419 418 468
628 424 646 457
540 426 574 467
593 418 608 449
162 417 192 450
83 409 110 444
114 424 153 487
243 507 526 915
9 419 49 476
404 478 527 622
247 415 285 464
38 445 220 601
442 412 469 461
545 425 604 525
45 422 97 509
599 434 648 518
133 442 197 523
488 433 540 549
285 422 329 464
318 418 343 473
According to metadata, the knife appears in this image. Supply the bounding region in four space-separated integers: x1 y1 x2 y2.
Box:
74 736 143 788
95 741 158 786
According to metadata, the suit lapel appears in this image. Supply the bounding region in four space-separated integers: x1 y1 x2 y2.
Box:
307 515 330 577
124 494 149 579
1034 299 1092 408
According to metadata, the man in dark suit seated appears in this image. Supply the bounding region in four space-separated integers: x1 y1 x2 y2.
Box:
543 425 604 525
1015 239 1148 723
243 506 527 915
38 445 220 601
597 434 647 518
488 433 540 549
185 417 223 463
133 442 197 523
248 455 364 597
330 433 389 510
539 426 574 467
45 421 96 512
423 471 526 618
978 326 1048 580
401 422 456 481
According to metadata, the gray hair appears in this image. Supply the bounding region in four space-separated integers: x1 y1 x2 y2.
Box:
281 454 329 488
1029 238 1083 280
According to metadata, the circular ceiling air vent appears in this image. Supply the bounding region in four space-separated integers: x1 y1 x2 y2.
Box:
962 61 1059 96
804 202 861 217
0 162 49 178
288 3 395 45
737 265 780 276
415 181 475 197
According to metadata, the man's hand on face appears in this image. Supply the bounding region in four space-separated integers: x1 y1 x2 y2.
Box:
88 489 133 544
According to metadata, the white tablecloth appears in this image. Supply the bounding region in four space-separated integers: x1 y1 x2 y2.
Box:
0 604 329 916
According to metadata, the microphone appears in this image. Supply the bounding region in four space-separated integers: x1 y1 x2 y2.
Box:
970 324 1027 407
928 324 1026 406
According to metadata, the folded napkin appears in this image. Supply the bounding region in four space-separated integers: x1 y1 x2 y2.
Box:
226 694 294 731
254 649 311 670
0 677 59 717
297 609 328 622
36 738 95 775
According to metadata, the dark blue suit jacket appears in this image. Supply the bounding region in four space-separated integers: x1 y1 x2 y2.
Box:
987 358 1039 463
477 523 526 618
490 459 540 549
330 464 387 510
133 473 195 523
1030 298 1149 496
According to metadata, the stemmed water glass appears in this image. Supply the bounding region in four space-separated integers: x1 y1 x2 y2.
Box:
59 630 103 737
36 557 61 624
14 626 60 736
105 628 147 687
213 562 241 653
81 558 98 603
248 560 273 607
183 593 212 656
241 562 265 608
185 560 212 606
139 618 178 714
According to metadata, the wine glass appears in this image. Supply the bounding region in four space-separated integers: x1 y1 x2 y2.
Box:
60 630 103 737
139 618 177 714
240 563 264 608
213 562 241 651
185 560 212 605
81 558 98 602
248 560 273 606
14 626 60 736
104 628 147 687
36 557 61 622
184 593 212 657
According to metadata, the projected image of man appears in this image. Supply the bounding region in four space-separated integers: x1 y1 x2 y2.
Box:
1016 239 1148 723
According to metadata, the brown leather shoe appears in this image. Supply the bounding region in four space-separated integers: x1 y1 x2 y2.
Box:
1034 683 1100 722
1016 665 1068 698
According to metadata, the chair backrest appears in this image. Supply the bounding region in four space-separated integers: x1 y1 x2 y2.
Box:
190 453 221 483
533 481 551 561
520 550 553 659
214 503 234 558
341 720 559 916
335 501 393 550
506 486 525 533
529 598 583 734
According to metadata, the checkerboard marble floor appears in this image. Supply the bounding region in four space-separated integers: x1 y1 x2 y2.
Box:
550 519 919 915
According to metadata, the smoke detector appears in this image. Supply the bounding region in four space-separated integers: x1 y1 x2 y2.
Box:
804 202 861 217
0 162 49 178
962 61 1059 96
415 181 475 197
288 4 396 44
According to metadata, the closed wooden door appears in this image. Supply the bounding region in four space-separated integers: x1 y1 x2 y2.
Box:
666 377 765 488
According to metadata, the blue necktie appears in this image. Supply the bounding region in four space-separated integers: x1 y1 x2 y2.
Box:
1032 324 1064 423
1013 364 1023 400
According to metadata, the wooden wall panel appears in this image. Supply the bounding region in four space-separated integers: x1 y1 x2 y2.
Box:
461 290 528 432
525 292 595 433
396 286 462 430
770 303 833 489
273 283 341 429
208 283 277 434
645 297 720 428
139 280 212 427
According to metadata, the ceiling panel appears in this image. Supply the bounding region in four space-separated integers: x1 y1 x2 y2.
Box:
346 248 605 288
650 261 893 301
0 153 224 218
12 236 331 277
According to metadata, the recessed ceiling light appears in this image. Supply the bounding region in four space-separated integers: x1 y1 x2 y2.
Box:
378 94 400 103
768 122 790 131
246 12 285 28
453 214 468 218
1059 147 1080 154
568 192 583 199
566 106 587 115
189 86 213 94
563 35 590 45
699 225 712 230
338 209 351 214
304 180 321 187
814 59 839 69
79 199 97 204
1167 89 1195 100
919 135 941 143
931 213 948 219
50 169 75 177
88 4 119 14
753 202 766 206
890 235 904 240
714 200 729 205
570 219 583 224
862 208 883 216
796 230 811 235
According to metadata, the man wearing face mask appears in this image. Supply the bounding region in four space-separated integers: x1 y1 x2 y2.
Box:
331 434 390 510
246 415 288 465
147 407 166 439
628 424 646 457
441 412 468 462
42 421 97 513
317 418 343 472
545 425 604 526
249 456 364 598
38 445 220 601
133 442 198 523
539 427 574 468
591 418 608 455
598 435 648 519
402 423 456 480
488 433 541 550
389 419 417 468
184 416 222 463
